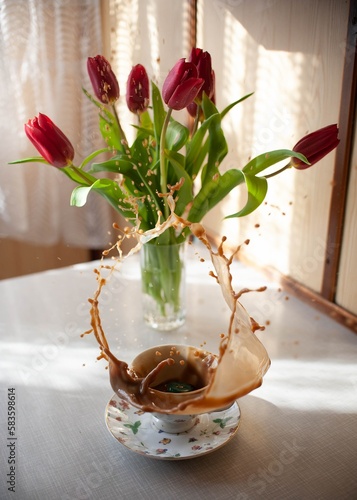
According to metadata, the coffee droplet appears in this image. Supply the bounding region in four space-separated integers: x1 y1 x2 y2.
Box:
86 210 270 414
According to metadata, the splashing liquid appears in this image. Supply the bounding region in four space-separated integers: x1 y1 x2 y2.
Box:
84 196 270 415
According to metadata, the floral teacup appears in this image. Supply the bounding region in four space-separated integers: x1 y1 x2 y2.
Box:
131 344 217 433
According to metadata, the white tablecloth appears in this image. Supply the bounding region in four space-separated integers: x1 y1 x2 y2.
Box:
1 243 356 499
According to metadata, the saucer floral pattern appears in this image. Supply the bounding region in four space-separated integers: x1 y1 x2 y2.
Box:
106 395 241 460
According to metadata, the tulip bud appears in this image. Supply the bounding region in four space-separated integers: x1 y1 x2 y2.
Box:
162 58 204 111
126 64 150 114
188 48 215 102
187 71 216 119
187 101 198 119
291 124 340 169
24 113 74 168
87 55 120 104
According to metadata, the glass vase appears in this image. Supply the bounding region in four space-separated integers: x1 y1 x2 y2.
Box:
140 241 186 331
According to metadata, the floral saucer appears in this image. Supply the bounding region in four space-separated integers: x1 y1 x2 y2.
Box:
105 394 241 460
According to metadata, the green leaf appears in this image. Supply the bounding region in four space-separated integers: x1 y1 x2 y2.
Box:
70 178 136 220
166 118 189 151
79 148 111 170
202 115 228 184
99 114 123 150
131 111 155 139
151 81 166 146
226 174 268 218
220 92 254 119
185 93 253 179
8 157 50 165
90 157 134 175
243 149 309 177
139 109 153 131
164 150 193 215
70 186 93 207
188 169 244 222
82 87 106 114
96 142 160 219
82 88 125 150
201 95 228 182
186 113 226 184
62 166 97 185
185 115 216 177
131 131 157 178
90 155 147 191
201 92 219 119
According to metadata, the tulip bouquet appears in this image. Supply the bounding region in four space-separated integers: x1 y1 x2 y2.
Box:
10 49 339 329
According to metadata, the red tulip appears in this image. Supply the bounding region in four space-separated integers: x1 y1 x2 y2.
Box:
187 70 216 118
87 55 119 104
24 113 74 168
162 58 204 110
126 64 149 114
188 48 215 102
291 124 340 169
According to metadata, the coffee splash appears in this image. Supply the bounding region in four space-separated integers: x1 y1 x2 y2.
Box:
85 195 271 415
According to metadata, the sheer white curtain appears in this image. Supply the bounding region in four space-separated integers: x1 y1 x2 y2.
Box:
0 0 192 249
0 0 114 248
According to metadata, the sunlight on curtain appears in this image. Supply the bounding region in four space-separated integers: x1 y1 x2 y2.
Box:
0 0 193 250
0 0 114 248
108 0 193 144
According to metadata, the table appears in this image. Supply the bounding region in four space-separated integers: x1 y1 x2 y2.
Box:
1 242 357 499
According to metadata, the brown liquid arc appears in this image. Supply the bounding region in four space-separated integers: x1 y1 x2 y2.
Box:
86 209 271 415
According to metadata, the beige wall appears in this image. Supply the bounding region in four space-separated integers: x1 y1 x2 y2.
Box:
198 0 350 298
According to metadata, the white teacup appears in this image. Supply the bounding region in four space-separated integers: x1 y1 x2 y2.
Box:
130 344 217 433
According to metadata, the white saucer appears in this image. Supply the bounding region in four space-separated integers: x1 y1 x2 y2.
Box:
105 394 241 460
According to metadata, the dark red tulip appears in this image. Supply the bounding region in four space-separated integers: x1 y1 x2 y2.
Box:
24 113 74 168
188 48 215 102
187 101 198 119
187 70 216 118
126 64 149 113
87 55 120 104
291 124 340 169
162 58 204 111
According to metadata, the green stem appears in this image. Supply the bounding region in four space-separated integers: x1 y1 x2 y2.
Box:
159 107 173 219
264 162 291 179
135 165 162 217
112 104 128 149
191 104 201 137
68 165 92 185
141 241 184 317
79 148 111 170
